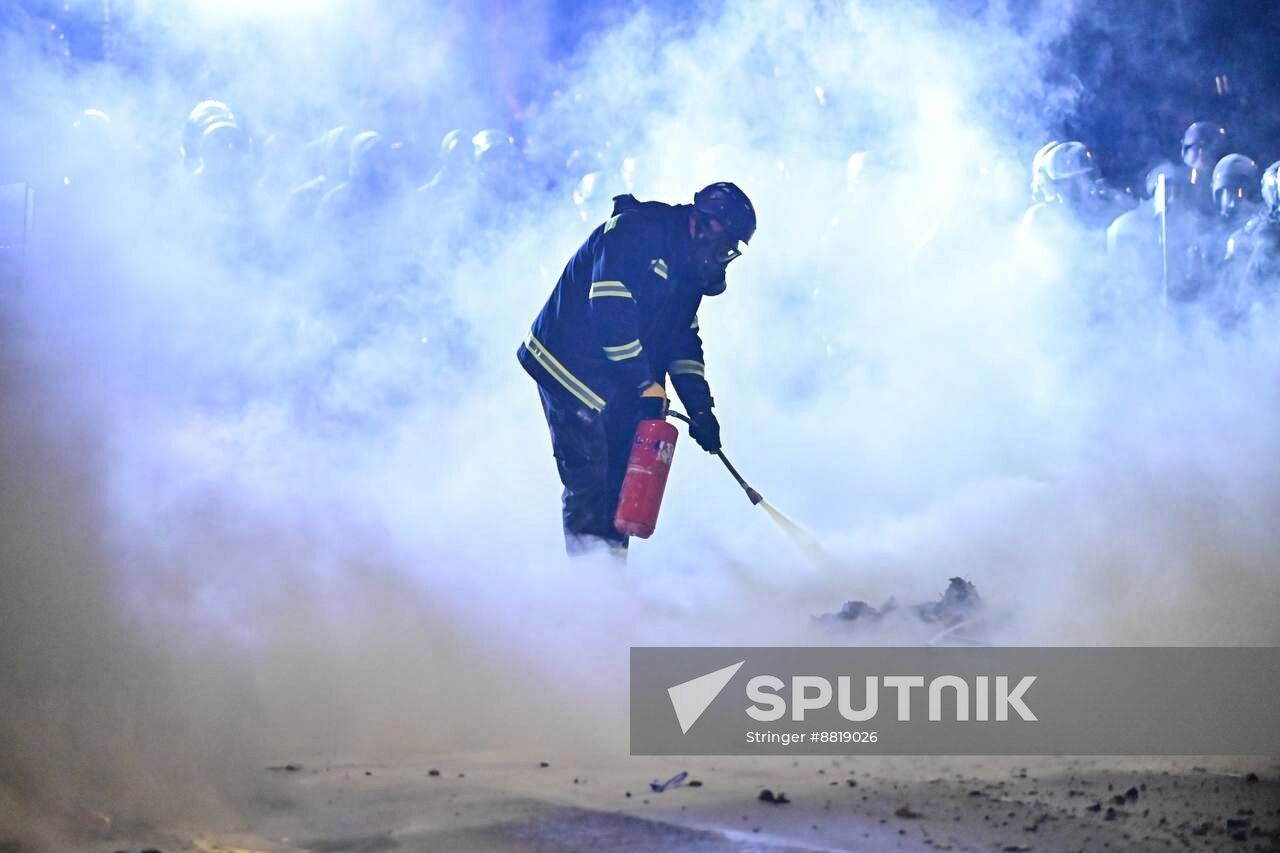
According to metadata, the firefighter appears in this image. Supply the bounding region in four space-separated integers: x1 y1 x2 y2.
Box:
518 182 756 556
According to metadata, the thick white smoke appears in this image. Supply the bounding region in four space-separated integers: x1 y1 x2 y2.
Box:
2 0 1277 847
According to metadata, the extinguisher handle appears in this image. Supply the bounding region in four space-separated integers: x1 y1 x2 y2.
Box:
667 410 763 506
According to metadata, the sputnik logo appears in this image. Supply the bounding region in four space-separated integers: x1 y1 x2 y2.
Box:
667 660 745 734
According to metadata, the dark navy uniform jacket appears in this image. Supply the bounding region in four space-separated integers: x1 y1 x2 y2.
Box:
518 195 713 414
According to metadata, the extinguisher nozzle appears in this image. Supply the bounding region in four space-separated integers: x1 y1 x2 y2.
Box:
745 487 763 505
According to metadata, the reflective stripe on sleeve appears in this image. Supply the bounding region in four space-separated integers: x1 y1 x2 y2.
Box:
524 332 606 411
670 359 705 377
588 280 633 299
690 315 699 330
603 339 644 362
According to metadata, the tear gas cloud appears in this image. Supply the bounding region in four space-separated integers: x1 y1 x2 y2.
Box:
2 0 1278 845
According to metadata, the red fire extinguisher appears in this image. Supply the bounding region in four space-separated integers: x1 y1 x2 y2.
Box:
614 417 679 538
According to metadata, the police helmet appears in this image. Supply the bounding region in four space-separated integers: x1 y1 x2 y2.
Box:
1211 153 1258 197
1181 121 1227 166
472 129 516 162
1144 160 1182 199
1043 141 1098 182
182 100 236 167
1261 161 1280 219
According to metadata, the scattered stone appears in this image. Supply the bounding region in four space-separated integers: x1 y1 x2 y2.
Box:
428 769 440 777
1112 795 1127 805
1124 786 1139 801
624 791 631 798
1226 818 1250 830
365 771 372 776
688 780 703 788
1086 802 1103 812
847 780 858 788
1244 772 1259 784
539 761 550 768
268 763 302 772
1104 807 1118 821
758 788 790 804
895 805 922 819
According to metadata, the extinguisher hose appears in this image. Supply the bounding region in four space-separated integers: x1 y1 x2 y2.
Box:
667 410 763 506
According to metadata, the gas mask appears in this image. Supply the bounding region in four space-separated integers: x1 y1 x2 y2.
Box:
690 212 742 296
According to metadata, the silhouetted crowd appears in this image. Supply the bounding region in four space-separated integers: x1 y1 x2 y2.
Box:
12 99 1280 359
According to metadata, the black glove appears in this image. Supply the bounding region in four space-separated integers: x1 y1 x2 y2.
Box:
637 395 667 421
688 408 721 453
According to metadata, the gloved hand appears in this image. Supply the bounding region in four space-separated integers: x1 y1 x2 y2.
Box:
638 396 667 420
688 408 721 453
637 383 668 421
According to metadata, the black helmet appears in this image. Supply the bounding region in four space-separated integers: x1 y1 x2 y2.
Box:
1144 160 1182 200
1211 153 1258 196
1181 121 1227 167
693 181 757 244
1262 160 1280 219
181 99 236 169
1043 141 1098 182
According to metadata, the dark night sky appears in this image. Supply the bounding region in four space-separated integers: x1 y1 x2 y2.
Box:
1040 0 1280 183
9 0 1280 186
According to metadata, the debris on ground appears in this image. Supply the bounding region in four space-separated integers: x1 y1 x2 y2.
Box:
758 789 790 804
267 764 302 772
649 771 688 792
816 577 982 630
914 578 982 624
894 805 922 818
